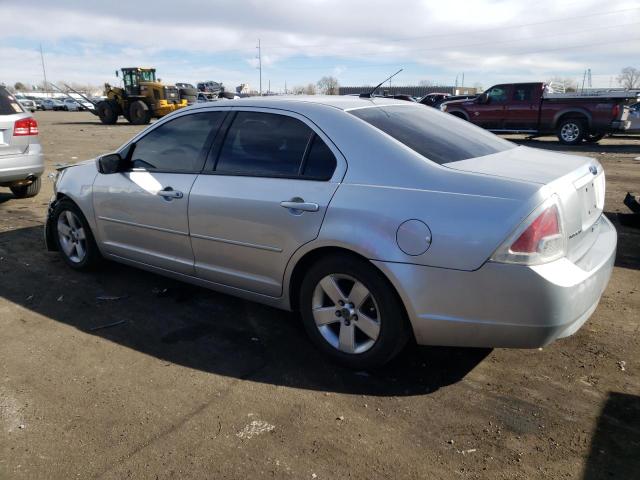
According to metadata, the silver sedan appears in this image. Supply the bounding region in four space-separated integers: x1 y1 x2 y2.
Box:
45 96 616 368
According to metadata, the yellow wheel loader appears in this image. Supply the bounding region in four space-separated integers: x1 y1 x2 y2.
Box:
94 68 189 125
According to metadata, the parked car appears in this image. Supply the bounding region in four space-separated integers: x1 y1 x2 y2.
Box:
626 102 640 132
197 81 223 94
176 83 195 90
34 99 45 110
0 86 44 198
436 94 477 109
41 98 66 111
196 92 211 103
18 99 37 112
441 82 634 144
63 98 81 111
45 97 616 368
419 92 451 107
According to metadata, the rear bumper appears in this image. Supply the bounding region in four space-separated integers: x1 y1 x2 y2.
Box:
610 120 631 131
374 214 617 348
0 145 44 184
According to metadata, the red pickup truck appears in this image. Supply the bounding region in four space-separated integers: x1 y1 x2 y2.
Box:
440 82 635 145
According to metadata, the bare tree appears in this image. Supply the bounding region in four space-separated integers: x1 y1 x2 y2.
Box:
617 67 640 89
303 83 317 95
317 76 339 95
14 82 27 91
418 79 434 87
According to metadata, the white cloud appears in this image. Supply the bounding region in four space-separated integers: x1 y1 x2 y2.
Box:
0 0 638 89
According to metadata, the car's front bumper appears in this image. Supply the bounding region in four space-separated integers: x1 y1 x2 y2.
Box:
374 214 617 348
0 144 44 184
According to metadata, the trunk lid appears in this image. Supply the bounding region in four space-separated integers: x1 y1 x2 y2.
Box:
0 112 31 157
445 145 605 263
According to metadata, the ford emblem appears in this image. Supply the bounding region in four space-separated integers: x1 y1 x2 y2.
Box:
589 165 598 175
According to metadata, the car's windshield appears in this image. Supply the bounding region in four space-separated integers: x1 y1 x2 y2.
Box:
349 105 515 164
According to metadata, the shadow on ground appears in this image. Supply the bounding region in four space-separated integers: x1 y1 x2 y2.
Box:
605 212 640 271
583 392 640 479
0 225 489 397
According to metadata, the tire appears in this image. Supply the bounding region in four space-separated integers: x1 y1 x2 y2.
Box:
557 118 586 145
51 199 101 271
97 100 118 125
179 87 198 105
10 177 41 198
584 132 605 143
129 100 151 125
299 254 409 369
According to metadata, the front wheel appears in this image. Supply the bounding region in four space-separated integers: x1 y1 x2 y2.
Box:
129 100 151 125
299 254 409 369
557 118 586 145
52 200 101 270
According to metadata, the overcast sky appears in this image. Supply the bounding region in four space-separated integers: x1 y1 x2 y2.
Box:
0 0 638 92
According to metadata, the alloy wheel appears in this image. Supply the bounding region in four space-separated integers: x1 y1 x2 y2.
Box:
311 274 381 354
57 210 87 264
561 122 580 142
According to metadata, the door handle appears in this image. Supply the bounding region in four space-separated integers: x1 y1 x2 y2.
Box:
158 187 184 199
280 199 319 212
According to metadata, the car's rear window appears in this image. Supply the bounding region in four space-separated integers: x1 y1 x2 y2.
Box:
0 87 25 115
349 105 515 164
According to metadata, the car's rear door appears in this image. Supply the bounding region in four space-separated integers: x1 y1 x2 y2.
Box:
92 110 227 274
504 83 540 131
188 108 346 296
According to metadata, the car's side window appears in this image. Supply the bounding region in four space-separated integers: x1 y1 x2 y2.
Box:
512 85 534 102
302 134 337 180
216 111 313 177
131 112 225 172
487 85 508 103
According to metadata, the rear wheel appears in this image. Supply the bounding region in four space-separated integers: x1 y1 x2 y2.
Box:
584 132 605 143
299 254 409 369
10 177 41 198
97 100 118 125
52 200 101 270
129 100 151 125
557 118 586 145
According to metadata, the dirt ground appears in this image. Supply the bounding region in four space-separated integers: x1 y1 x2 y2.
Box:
1 111 639 479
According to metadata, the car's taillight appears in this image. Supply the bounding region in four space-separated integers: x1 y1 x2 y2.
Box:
612 104 620 119
13 118 39 136
491 196 566 265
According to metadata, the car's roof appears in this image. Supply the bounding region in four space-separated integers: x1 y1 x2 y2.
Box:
187 95 415 112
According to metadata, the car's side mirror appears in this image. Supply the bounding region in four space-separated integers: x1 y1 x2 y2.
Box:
97 153 126 174
477 93 489 104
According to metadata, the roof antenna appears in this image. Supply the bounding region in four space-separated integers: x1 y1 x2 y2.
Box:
360 68 403 98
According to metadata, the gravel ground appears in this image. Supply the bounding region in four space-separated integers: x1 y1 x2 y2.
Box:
1 112 638 479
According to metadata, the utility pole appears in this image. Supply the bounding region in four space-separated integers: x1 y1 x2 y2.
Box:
39 44 48 97
268 79 270 95
256 39 262 96
284 80 287 94
461 72 465 88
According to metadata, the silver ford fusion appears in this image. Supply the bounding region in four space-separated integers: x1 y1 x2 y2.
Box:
45 96 616 368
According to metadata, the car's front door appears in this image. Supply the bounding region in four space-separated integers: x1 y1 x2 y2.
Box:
92 111 227 274
473 84 511 130
188 109 345 296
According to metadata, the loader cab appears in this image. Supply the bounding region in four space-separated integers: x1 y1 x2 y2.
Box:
120 68 157 96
